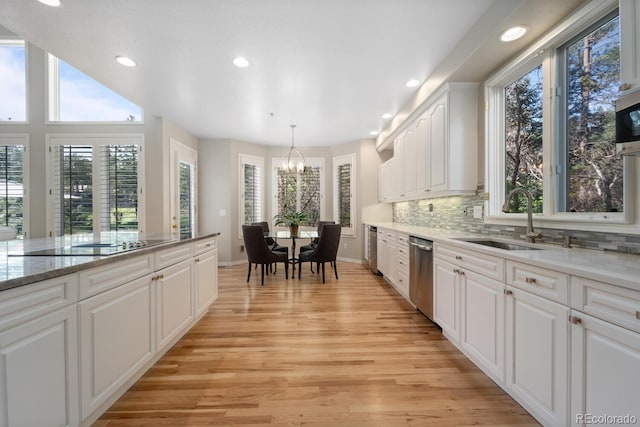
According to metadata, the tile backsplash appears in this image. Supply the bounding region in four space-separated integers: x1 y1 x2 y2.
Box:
393 195 640 254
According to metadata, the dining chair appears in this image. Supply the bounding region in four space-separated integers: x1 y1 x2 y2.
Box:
297 224 341 283
251 221 288 273
243 225 289 285
299 221 335 272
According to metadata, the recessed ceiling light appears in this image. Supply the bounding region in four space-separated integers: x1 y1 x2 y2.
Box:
370 131 379 136
381 113 393 119
500 25 528 42
115 56 137 67
37 0 61 6
233 57 250 68
405 79 420 88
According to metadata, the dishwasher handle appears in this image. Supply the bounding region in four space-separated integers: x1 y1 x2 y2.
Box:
409 241 433 252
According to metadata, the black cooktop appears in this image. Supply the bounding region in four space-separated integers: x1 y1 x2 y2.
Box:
11 240 170 257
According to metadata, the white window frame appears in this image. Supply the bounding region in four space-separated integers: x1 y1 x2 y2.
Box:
333 153 356 237
0 39 28 124
484 0 637 233
0 133 29 238
46 54 144 124
45 133 145 237
271 157 325 230
238 153 264 237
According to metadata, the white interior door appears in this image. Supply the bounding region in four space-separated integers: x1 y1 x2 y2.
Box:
169 140 197 239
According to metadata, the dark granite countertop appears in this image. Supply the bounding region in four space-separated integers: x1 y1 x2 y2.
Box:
0 231 220 293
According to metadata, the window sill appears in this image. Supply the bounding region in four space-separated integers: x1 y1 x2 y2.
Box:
484 213 639 235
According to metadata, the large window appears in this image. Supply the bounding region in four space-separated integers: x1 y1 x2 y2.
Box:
48 55 143 122
272 158 324 228
485 1 629 228
0 40 26 122
333 153 356 236
239 154 263 235
0 135 28 237
47 134 144 236
561 13 621 213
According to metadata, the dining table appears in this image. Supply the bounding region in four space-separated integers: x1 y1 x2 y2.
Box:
270 230 318 270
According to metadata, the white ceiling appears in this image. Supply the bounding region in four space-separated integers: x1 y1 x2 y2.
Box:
0 0 584 146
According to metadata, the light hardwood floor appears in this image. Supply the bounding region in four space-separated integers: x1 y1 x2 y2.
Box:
96 262 538 426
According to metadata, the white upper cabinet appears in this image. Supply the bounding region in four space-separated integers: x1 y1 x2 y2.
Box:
620 0 640 90
379 83 478 202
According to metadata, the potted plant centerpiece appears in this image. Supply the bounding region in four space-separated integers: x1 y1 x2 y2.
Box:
273 211 309 237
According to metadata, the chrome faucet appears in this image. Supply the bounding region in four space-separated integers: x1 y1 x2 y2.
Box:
502 188 542 243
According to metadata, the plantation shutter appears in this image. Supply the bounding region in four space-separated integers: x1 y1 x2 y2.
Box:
98 145 139 232
51 145 94 236
337 162 352 228
243 162 261 224
0 145 25 235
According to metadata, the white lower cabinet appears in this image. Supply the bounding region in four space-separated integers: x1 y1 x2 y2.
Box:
460 269 505 383
505 287 570 427
78 274 154 420
570 311 640 427
433 258 461 343
195 248 218 317
155 259 194 351
0 305 79 427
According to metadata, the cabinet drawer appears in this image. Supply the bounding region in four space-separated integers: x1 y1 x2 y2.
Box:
396 233 408 245
193 237 216 256
571 276 640 334
79 254 154 299
0 274 78 332
506 261 569 305
154 243 193 270
435 243 505 282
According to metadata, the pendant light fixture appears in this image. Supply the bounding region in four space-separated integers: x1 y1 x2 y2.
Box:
286 124 305 173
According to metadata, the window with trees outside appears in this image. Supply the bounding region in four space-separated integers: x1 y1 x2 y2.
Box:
333 153 356 236
0 135 28 238
485 3 629 226
47 134 144 237
0 39 26 122
239 154 263 236
47 54 143 122
272 158 324 228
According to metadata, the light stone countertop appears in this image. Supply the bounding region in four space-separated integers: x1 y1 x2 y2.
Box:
0 231 220 293
369 222 640 293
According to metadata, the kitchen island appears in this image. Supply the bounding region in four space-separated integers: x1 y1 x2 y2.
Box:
0 232 219 427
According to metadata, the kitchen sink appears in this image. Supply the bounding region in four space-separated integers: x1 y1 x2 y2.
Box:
454 238 543 251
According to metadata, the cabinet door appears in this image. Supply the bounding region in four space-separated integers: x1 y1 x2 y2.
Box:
620 0 640 90
570 312 640 427
0 305 78 427
506 288 569 427
377 231 388 276
195 249 218 317
403 128 417 195
434 258 460 343
156 259 194 350
460 270 505 383
78 275 153 420
414 114 429 194
429 96 448 192
393 134 405 198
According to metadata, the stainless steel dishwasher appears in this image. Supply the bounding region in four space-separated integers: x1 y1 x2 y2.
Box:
368 226 381 274
409 236 434 320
